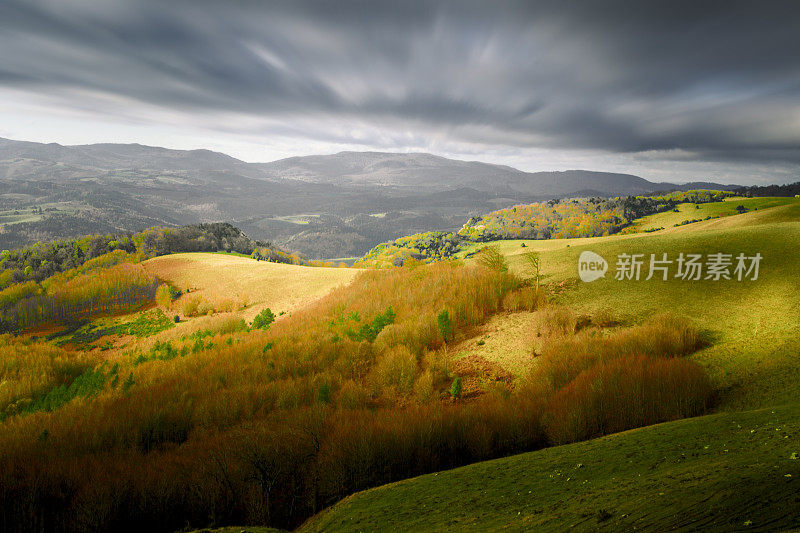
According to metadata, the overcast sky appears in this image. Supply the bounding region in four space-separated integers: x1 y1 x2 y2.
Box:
1 0 799 184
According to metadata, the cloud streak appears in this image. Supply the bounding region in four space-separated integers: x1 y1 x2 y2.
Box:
0 0 798 182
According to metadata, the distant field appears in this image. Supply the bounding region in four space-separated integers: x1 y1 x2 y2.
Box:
143 253 359 322
0 203 78 228
0 208 44 225
624 196 795 232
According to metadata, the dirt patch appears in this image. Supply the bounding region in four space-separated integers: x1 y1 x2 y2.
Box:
450 311 539 377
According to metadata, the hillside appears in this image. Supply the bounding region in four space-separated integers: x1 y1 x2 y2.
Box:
255 151 729 197
0 199 797 532
303 402 800 532
299 198 800 531
142 253 358 322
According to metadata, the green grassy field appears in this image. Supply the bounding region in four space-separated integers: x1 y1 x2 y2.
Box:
299 198 800 532
623 196 796 232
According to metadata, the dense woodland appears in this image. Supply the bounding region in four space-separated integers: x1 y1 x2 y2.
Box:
736 181 800 197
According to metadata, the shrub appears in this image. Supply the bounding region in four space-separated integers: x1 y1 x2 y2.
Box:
180 296 202 317
370 346 418 394
155 284 173 308
336 380 370 409
437 309 453 343
536 306 579 338
413 371 435 403
252 307 276 330
450 376 462 399
502 286 544 312
476 246 508 272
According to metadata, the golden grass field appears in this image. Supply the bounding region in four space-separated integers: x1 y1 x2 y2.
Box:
143 253 359 322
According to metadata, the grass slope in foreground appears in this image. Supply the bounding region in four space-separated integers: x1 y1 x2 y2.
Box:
303 403 800 532
301 199 800 532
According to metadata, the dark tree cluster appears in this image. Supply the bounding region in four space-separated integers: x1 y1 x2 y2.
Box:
735 181 800 197
0 223 293 289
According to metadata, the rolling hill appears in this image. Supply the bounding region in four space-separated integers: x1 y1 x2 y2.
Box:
142 253 359 322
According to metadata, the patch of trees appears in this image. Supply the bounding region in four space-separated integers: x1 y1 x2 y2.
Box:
0 222 297 289
0 263 159 333
356 231 464 268
459 190 731 242
735 181 800 197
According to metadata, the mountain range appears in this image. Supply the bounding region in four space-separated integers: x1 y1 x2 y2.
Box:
0 137 732 257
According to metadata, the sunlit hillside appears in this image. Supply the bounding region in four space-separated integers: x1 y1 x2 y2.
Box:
143 253 359 322
302 198 800 532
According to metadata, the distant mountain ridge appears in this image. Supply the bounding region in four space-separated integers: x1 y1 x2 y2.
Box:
253 150 732 196
0 137 735 257
0 138 732 194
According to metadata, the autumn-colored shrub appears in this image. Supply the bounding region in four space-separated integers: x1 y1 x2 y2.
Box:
543 355 714 444
369 346 417 395
536 305 579 338
502 286 545 312
181 296 202 317
533 313 704 392
413 371 435 403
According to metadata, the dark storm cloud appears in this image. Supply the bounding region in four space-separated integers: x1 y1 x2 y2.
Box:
1 0 799 164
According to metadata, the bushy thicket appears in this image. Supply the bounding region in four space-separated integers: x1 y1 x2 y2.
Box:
0 261 159 333
523 313 714 445
0 257 714 532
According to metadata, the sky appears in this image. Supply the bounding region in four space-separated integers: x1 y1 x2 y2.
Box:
1 0 799 185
